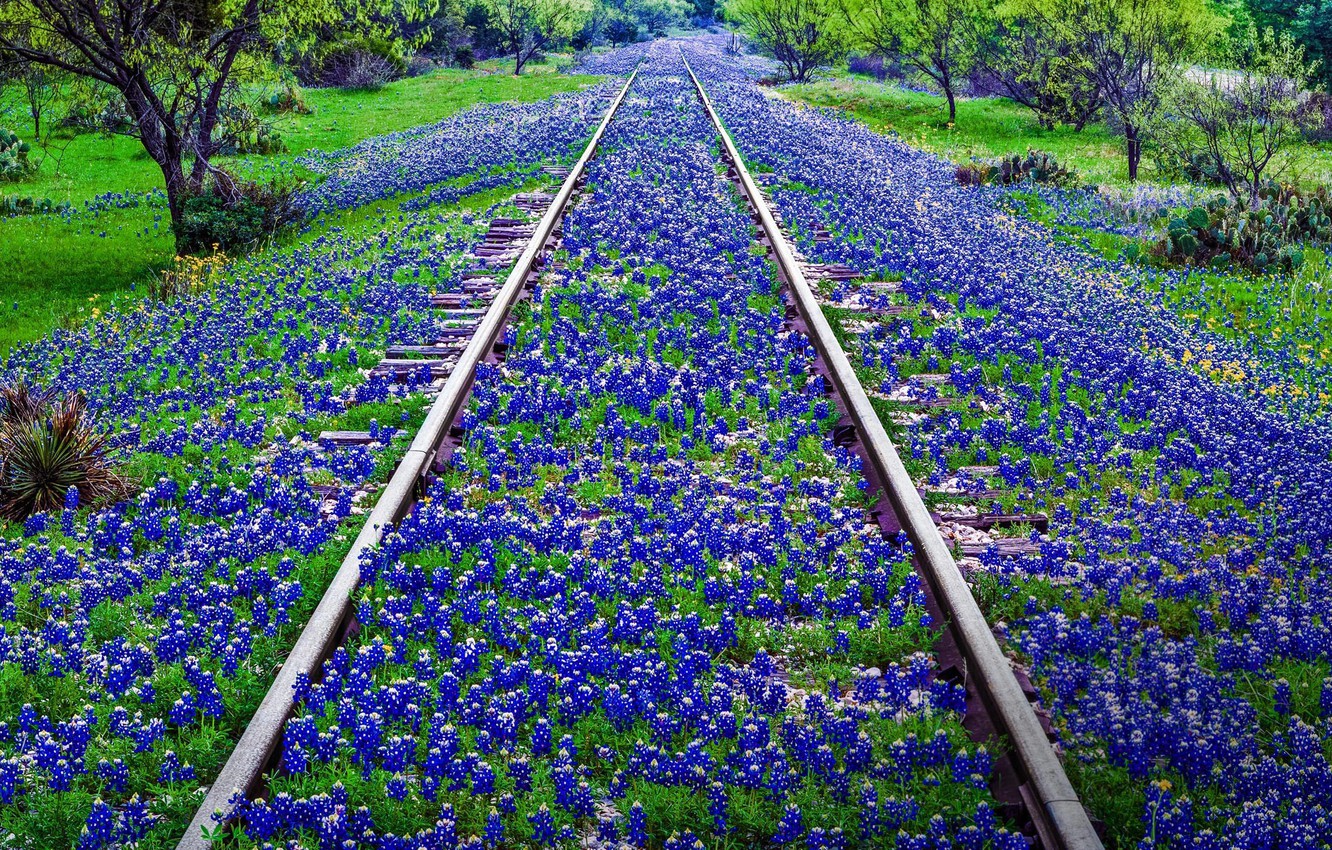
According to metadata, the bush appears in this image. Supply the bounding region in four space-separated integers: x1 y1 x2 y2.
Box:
1155 148 1226 186
955 149 1078 188
324 51 398 90
215 104 287 155
175 175 306 255
0 384 128 521
0 129 34 181
265 82 314 116
0 194 70 216
404 54 436 77
847 53 888 81
453 45 475 69
60 93 132 134
1158 182 1332 273
297 36 408 89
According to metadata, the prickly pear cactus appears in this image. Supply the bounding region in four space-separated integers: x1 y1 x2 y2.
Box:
1159 181 1332 273
0 128 33 181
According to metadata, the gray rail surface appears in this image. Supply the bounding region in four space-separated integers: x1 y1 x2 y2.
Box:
680 53 1103 850
175 68 640 850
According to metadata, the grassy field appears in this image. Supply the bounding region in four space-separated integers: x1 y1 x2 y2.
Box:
782 74 1332 190
0 59 599 354
781 77 1137 186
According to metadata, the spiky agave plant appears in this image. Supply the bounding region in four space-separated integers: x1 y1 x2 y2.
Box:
0 382 54 425
0 388 127 520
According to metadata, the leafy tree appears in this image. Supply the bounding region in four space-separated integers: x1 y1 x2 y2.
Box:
727 0 846 82
0 41 61 142
632 0 690 34
1056 0 1218 180
975 0 1100 130
0 0 428 247
605 12 641 44
1158 27 1316 204
483 0 586 73
1241 0 1332 87
840 0 986 123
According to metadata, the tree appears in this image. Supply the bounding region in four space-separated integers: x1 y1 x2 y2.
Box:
840 0 985 123
483 0 585 73
727 0 845 82
1056 0 1218 180
1241 0 1332 88
1158 27 1316 205
0 41 62 142
605 12 640 44
974 0 1101 130
0 0 427 247
632 0 690 35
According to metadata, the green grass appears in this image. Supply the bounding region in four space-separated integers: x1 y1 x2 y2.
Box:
781 76 1137 186
0 59 600 354
784 72 1332 191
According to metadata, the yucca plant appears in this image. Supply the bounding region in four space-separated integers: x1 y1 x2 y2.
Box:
0 385 127 520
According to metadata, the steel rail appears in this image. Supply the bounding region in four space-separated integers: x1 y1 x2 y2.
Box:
679 54 1103 850
176 67 640 850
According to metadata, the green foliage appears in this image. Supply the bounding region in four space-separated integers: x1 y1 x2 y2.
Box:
298 34 411 88
1242 0 1332 89
217 104 288 155
727 0 846 82
0 193 68 216
0 126 31 180
1159 182 1332 272
482 0 588 74
1041 0 1222 179
1155 148 1228 185
1157 27 1316 204
176 176 306 255
976 0 1102 130
839 0 985 120
265 82 315 115
955 148 1079 186
0 384 127 520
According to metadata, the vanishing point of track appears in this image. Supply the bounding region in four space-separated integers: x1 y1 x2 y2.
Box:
177 62 1103 850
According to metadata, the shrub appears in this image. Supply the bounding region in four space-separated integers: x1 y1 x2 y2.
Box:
265 83 314 116
60 93 132 134
0 384 128 521
0 128 33 181
299 36 408 89
175 174 306 255
0 194 69 216
1158 182 1332 272
847 53 888 81
324 51 398 90
955 149 1078 188
1155 149 1226 186
453 45 475 68
404 54 436 77
215 104 287 155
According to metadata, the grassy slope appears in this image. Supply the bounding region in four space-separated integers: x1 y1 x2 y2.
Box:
0 60 598 354
782 77 1135 186
784 75 1332 191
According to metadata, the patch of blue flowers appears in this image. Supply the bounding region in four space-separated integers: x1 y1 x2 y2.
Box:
236 64 1028 850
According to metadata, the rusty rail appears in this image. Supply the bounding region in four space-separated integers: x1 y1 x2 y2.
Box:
680 52 1102 850
176 67 640 850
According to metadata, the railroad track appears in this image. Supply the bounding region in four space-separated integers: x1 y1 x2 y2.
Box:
680 54 1102 850
178 60 1101 850
176 68 639 850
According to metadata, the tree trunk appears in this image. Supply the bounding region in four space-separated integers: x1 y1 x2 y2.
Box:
1125 124 1140 182
122 80 191 248
945 87 957 124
